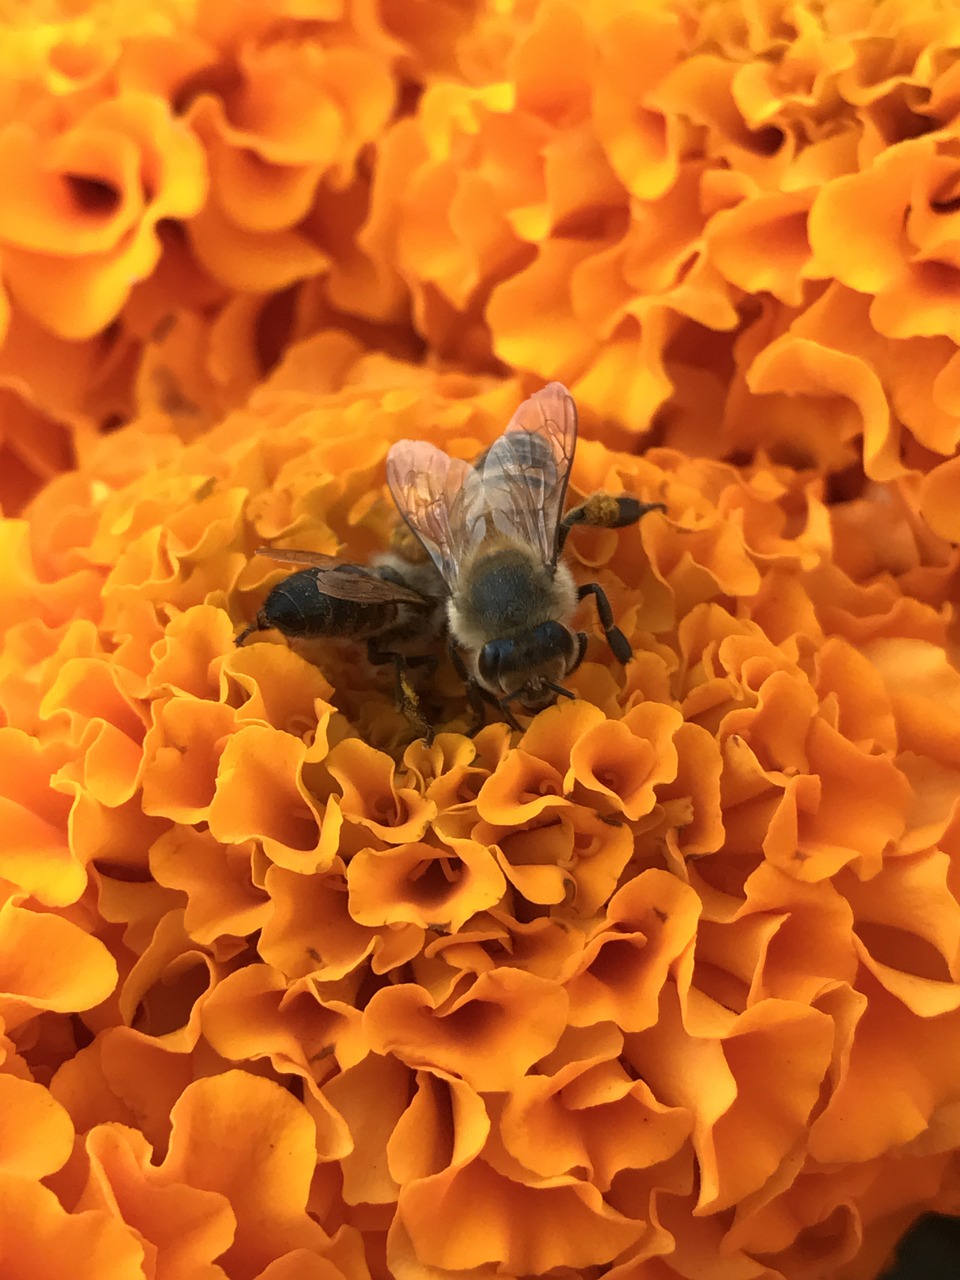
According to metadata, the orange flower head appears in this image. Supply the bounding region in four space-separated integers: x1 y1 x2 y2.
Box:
2 2 960 1278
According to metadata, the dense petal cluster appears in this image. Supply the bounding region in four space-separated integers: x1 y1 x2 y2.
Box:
2 1 960 1279
0 0 407 510
1 343 958 1278
0 0 960 527
360 0 960 497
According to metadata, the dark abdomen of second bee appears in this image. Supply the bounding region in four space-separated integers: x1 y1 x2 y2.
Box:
263 569 392 639
467 551 553 633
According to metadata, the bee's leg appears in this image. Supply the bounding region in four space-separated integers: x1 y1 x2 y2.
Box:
448 639 487 726
495 697 523 732
447 637 496 735
558 495 666 554
367 643 434 742
235 613 268 647
577 583 632 664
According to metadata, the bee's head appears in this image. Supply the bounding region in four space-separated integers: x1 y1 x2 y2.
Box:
476 622 585 711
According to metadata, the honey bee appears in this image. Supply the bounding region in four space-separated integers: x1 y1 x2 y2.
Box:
386 382 666 728
235 545 445 738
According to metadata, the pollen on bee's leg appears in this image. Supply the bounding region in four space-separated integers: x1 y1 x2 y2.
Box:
584 494 624 527
397 669 419 717
396 667 433 743
565 493 665 532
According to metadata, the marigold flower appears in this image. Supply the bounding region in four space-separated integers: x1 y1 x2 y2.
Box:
0 93 207 341
2 0 960 1277
2 344 958 1276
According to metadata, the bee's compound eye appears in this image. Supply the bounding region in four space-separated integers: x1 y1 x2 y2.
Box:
478 641 503 685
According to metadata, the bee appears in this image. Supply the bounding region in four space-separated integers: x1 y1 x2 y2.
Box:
234 545 445 738
386 382 666 729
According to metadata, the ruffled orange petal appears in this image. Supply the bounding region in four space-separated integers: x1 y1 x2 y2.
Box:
161 1070 336 1275
488 236 602 381
0 899 117 1032
808 138 923 293
920 455 960 542
628 987 834 1215
0 1171 145 1279
258 865 373 982
187 203 328 293
393 1151 643 1274
842 850 960 1013
207 726 328 872
262 862 425 985
325 738 437 845
401 732 489 811
322 1051 411 1207
563 809 635 916
467 814 571 907
78 1123 235 1280
117 908 214 1046
500 1024 692 1191
0 728 84 905
146 605 233 700
202 963 366 1080
658 721 725 859
228 643 335 738
475 747 568 825
150 827 268 946
865 637 960 769
51 1026 194 1155
810 969 960 1164
364 969 568 1092
764 718 911 882
739 863 858 1004
746 333 897 479
347 837 506 932
591 5 682 201
570 702 683 819
563 869 701 1030
439 909 583 982
0 1074 74 1179
252 1252 359 1280
518 698 605 783
141 697 236 823
0 94 208 339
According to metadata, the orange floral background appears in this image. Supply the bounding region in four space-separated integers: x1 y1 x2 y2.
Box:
2 0 960 1277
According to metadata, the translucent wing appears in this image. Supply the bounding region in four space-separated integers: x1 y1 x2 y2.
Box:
254 547 430 606
386 441 481 591
255 548 343 570
478 382 577 566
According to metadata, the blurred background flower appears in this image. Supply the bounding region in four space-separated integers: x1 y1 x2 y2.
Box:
1 1 960 1278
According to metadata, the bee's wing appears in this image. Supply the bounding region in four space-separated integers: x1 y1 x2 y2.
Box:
254 547 429 606
255 548 342 570
479 382 578 566
386 441 481 591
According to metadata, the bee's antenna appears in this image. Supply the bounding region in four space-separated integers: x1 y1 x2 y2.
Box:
546 682 576 700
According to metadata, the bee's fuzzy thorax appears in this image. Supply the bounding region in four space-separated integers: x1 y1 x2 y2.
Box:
448 549 577 653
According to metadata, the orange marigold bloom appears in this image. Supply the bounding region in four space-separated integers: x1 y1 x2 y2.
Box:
1 0 960 1277
2 345 959 1278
